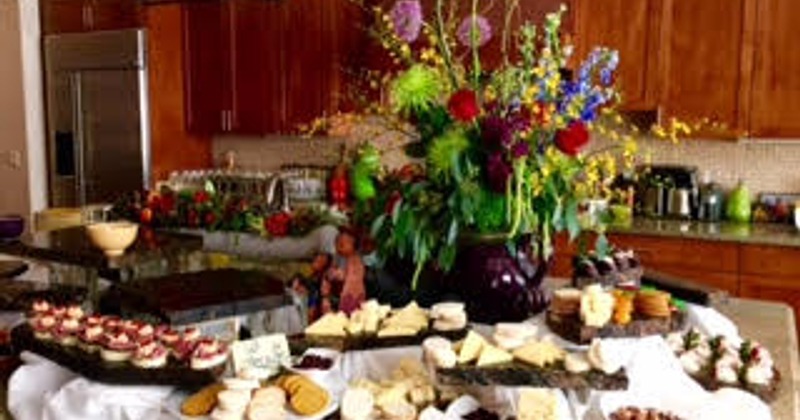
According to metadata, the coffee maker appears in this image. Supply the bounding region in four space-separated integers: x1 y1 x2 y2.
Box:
637 165 699 219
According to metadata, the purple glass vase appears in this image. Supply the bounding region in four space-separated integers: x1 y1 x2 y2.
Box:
447 234 550 324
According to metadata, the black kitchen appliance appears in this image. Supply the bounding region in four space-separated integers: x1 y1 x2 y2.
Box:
637 165 699 219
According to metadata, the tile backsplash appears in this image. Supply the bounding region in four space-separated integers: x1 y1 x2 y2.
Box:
213 134 800 195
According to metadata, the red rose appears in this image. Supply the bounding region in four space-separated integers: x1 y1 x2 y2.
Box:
555 121 590 156
194 191 210 204
203 212 216 227
447 89 480 122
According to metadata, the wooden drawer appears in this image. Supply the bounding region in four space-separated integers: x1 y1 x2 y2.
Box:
739 244 800 277
610 234 739 274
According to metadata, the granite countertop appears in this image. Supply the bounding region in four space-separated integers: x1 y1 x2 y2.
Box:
0 227 203 281
715 298 800 420
608 218 800 247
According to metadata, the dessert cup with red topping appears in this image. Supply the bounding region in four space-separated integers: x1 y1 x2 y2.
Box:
100 331 137 362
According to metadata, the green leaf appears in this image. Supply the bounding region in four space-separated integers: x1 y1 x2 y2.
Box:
438 243 457 271
446 219 459 245
595 233 610 257
371 213 387 238
565 199 581 240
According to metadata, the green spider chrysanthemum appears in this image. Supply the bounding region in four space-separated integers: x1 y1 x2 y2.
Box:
390 65 443 115
427 128 469 179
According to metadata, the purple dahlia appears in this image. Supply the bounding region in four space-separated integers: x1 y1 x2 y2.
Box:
390 0 423 43
457 15 492 48
481 115 514 149
486 152 512 193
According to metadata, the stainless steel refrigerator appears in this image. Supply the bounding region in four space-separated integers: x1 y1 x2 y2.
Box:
45 29 150 208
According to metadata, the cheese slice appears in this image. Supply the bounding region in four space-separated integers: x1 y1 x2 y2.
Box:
517 388 557 420
513 340 566 368
305 312 348 337
377 326 419 338
476 344 513 367
458 330 487 364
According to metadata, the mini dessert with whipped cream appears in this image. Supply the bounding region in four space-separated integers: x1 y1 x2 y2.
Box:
79 323 105 352
51 306 66 318
190 338 229 370
102 316 122 330
100 330 137 362
182 327 201 342
85 314 104 327
31 300 51 315
171 339 197 362
667 329 779 401
33 313 58 340
157 327 181 346
66 305 84 320
132 341 169 369
53 317 82 346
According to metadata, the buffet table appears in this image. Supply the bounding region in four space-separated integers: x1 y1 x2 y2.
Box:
5 288 798 419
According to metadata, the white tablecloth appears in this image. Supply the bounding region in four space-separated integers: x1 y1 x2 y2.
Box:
7 304 772 420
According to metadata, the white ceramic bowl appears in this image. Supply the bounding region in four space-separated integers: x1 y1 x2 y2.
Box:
85 222 139 257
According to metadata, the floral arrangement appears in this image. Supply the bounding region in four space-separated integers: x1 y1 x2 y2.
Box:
311 1 688 287
111 184 345 239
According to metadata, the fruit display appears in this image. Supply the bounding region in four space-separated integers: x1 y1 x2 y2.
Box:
300 300 469 351
293 354 334 370
572 249 643 289
666 329 780 402
426 328 629 390
609 407 684 420
14 300 228 386
546 284 686 344
726 181 752 223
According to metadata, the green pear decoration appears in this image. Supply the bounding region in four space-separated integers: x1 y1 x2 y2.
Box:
726 181 752 224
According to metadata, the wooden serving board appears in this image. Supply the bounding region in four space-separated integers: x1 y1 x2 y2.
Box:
290 327 469 353
11 325 221 388
546 311 686 345
436 363 628 390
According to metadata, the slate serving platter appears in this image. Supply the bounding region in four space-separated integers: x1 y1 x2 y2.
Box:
11 324 221 388
436 362 629 390
546 310 687 345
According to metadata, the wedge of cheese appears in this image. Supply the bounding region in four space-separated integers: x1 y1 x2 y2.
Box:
458 330 487 364
305 312 348 337
476 344 513 367
513 339 566 368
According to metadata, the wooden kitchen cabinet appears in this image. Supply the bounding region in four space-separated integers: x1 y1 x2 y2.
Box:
182 1 227 135
749 0 800 137
41 0 141 34
183 0 362 135
655 0 754 137
573 0 660 110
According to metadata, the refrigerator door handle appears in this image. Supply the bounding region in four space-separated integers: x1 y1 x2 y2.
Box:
70 72 86 207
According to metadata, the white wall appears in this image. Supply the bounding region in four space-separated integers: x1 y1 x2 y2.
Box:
0 0 47 224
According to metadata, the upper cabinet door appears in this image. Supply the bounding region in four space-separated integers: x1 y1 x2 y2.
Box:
228 0 272 135
656 0 753 137
575 0 659 110
750 0 800 138
182 1 227 135
284 0 326 132
42 0 88 34
87 0 142 32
